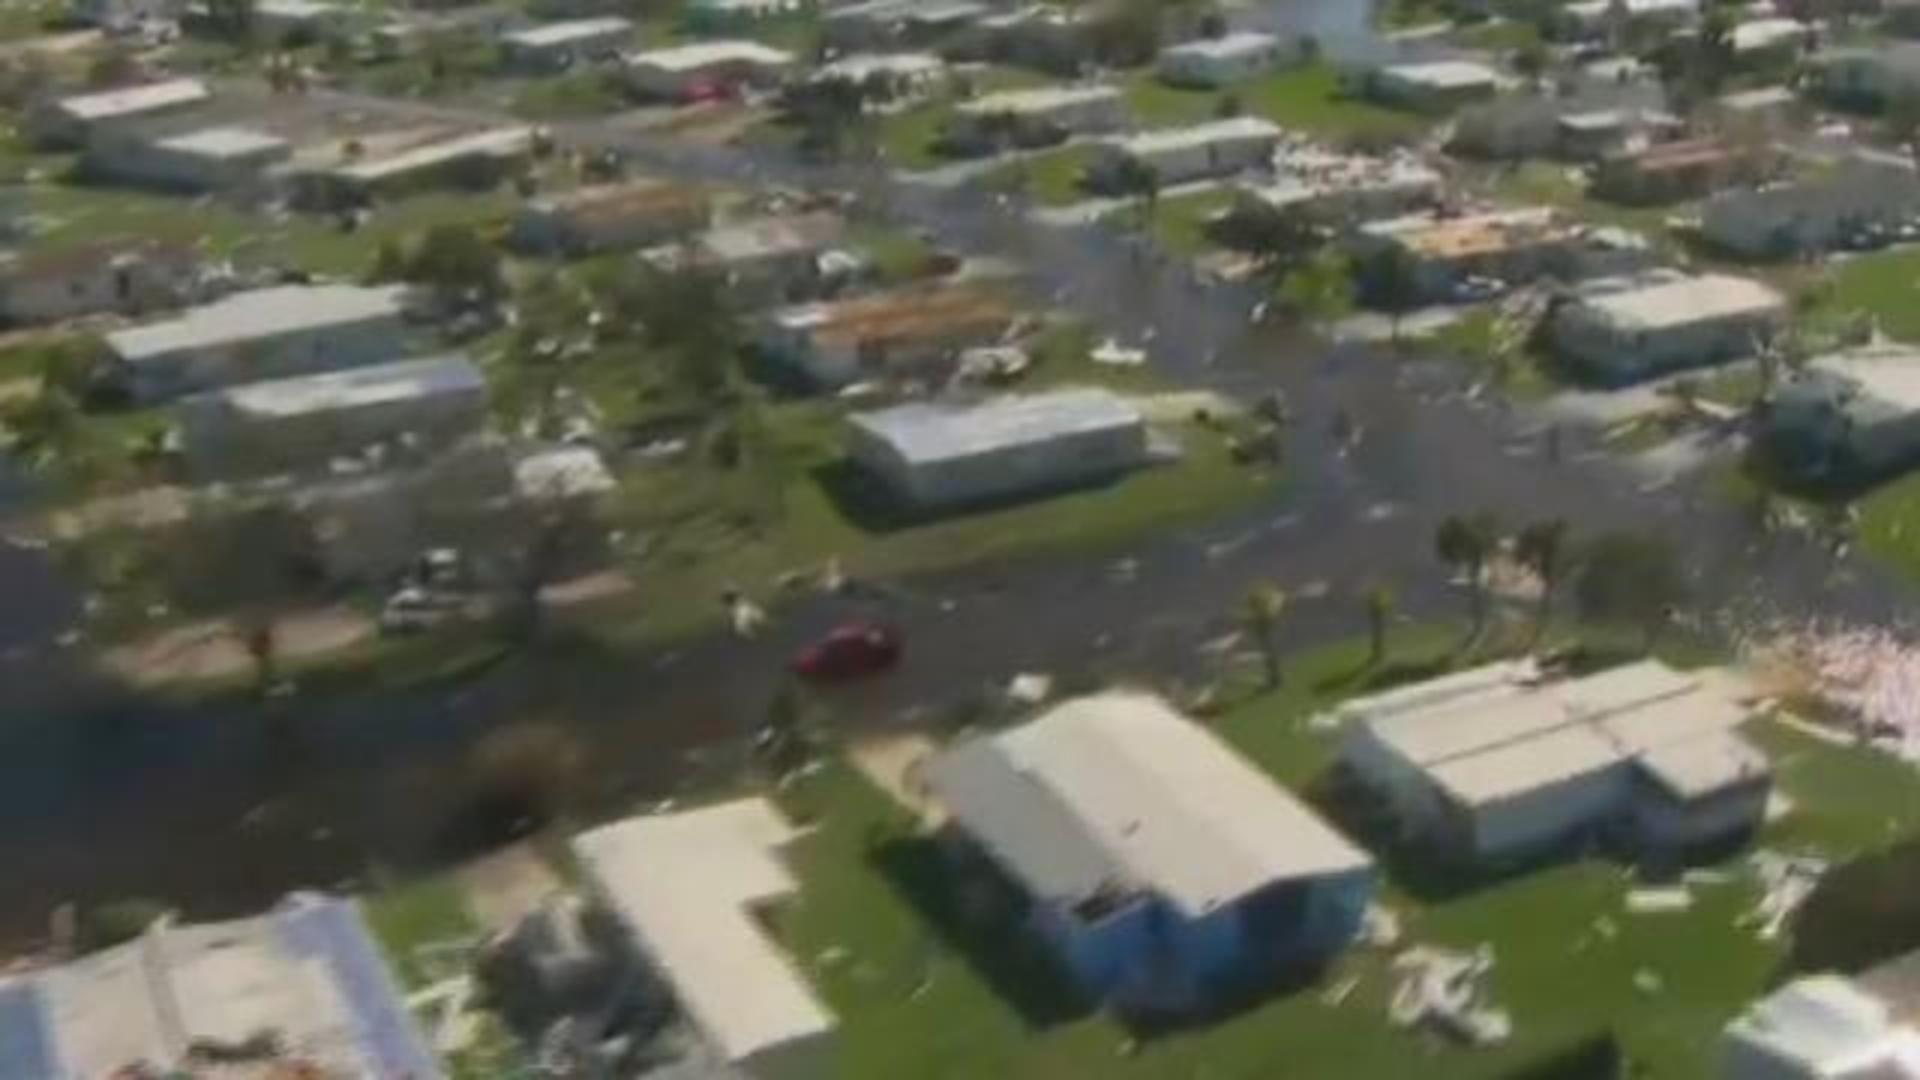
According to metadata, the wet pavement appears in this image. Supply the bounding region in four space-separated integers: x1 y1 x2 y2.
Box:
0 16 1911 946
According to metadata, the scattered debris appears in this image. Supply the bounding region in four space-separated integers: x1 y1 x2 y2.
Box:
1747 850 1829 940
1632 969 1664 996
1091 338 1147 367
1007 672 1053 705
1625 887 1693 914
1321 974 1361 1007
1361 903 1402 947
1388 945 1511 1045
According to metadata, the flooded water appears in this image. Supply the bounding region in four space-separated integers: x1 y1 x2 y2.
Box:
0 8 1908 945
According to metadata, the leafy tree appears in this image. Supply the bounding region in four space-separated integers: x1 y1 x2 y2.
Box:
204 0 256 42
1575 530 1686 651
1888 90 1920 170
1363 582 1396 667
1243 583 1288 688
1086 0 1166 67
1366 245 1423 347
1277 248 1356 327
402 223 506 309
1435 512 1500 642
1514 518 1570 643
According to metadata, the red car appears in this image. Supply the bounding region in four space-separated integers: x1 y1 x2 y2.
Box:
791 622 903 680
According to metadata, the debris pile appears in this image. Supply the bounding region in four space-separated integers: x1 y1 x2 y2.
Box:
1387 945 1512 1045
1740 623 1920 756
1746 849 1829 941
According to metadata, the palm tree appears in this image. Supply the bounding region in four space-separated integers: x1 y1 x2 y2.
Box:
1435 512 1500 643
1514 519 1570 645
1243 583 1288 689
1363 583 1396 667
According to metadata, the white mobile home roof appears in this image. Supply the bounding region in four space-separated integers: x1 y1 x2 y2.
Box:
338 126 533 182
1637 731 1770 799
815 51 946 82
1160 30 1278 60
215 353 483 419
1575 273 1784 333
1111 116 1281 156
156 125 289 159
956 83 1121 117
1381 59 1501 90
1331 658 1538 727
1429 723 1624 806
56 77 209 121
626 39 793 71
851 388 1142 466
503 15 632 47
934 693 1371 917
1806 343 1920 413
1353 660 1764 810
573 800 835 1069
107 284 407 363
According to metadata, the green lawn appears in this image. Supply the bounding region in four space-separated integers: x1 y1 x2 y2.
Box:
1482 161 1680 239
1142 189 1235 257
595 389 1276 646
977 144 1096 206
1124 64 1426 143
1417 308 1561 401
1829 246 1920 341
1857 472 1920 583
873 68 1049 171
21 182 514 277
362 875 530 1079
753 627 1920 1080
1120 73 1228 126
1238 63 1427 142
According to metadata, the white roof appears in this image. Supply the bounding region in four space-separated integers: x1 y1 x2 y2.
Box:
1159 30 1279 60
213 353 483 419
156 124 289 159
851 387 1142 466
55 77 208 121
338 126 532 182
1573 272 1784 332
0 895 440 1079
1331 659 1538 727
573 800 836 1069
1806 343 1920 413
1381 59 1501 89
956 82 1121 117
1565 0 1696 19
978 693 1372 916
1727 976 1920 1077
503 16 632 47
814 51 945 82
1555 658 1698 720
1732 17 1810 51
1109 116 1282 157
1356 661 1765 809
257 0 340 18
1429 722 1625 805
1636 731 1770 799
625 39 793 71
107 284 406 363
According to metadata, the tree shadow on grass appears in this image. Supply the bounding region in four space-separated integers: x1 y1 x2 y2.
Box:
867 833 1093 1030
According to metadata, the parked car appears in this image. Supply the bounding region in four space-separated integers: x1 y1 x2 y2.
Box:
791 622 902 680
